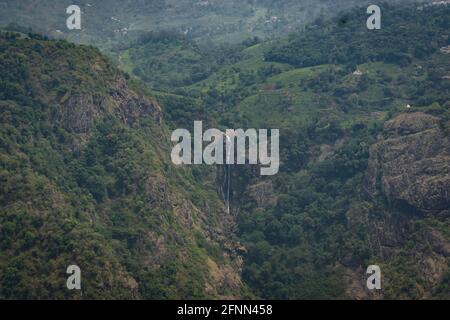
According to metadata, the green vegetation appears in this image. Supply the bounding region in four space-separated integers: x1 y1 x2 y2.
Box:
113 3 450 299
0 33 245 299
0 1 449 300
1 0 412 48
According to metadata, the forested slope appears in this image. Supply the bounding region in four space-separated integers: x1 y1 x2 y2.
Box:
0 32 246 299
0 1 449 300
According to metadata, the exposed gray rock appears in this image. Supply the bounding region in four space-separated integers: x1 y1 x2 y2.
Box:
360 112 450 299
364 112 450 213
57 77 162 135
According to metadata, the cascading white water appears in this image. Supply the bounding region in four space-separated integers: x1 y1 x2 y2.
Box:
225 134 231 214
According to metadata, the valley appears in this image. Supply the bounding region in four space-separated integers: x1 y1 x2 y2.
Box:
0 0 449 299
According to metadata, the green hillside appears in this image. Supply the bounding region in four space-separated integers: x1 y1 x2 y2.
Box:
0 32 248 299
117 3 450 299
0 1 449 300
0 0 420 48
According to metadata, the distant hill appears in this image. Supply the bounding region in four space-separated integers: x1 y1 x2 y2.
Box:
0 0 425 47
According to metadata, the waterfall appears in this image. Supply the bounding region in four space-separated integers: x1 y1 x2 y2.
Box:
225 134 231 214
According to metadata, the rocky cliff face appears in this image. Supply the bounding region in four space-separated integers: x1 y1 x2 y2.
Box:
59 78 162 135
364 112 450 214
362 112 450 298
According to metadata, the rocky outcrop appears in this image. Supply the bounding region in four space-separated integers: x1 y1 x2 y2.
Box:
364 112 450 214
108 78 162 128
58 77 162 135
361 112 450 299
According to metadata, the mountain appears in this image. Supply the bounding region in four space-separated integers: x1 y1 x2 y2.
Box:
0 1 449 300
119 3 449 299
0 32 247 299
0 0 424 47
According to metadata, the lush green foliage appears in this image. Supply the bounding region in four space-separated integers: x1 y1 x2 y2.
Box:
266 4 450 68
0 1 449 300
0 33 244 299
122 4 448 299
